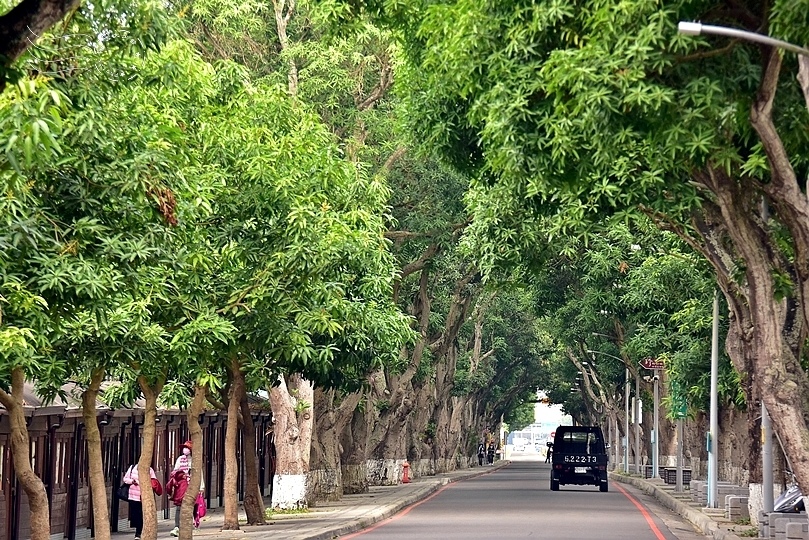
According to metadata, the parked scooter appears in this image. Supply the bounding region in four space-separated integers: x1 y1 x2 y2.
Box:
774 472 806 513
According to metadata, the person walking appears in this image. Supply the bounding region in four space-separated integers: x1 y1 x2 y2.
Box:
170 440 204 536
166 468 189 536
477 442 485 466
173 440 193 475
122 464 158 540
486 442 496 465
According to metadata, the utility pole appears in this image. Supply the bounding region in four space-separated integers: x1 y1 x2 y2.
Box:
676 419 684 491
653 371 659 478
707 290 719 507
762 404 774 511
635 372 641 475
624 368 630 473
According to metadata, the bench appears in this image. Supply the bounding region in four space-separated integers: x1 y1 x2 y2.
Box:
661 467 691 485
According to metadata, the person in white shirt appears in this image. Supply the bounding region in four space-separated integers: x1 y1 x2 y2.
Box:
170 440 205 536
173 440 192 475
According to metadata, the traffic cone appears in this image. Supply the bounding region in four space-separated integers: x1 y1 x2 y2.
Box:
402 461 411 483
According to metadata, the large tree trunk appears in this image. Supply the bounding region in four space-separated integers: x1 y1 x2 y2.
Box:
0 0 81 91
179 383 207 540
431 399 454 472
137 376 164 540
652 204 764 481
239 382 266 524
432 344 473 472
82 368 110 540
429 268 480 472
682 172 809 493
339 397 373 494
569 347 628 464
222 357 243 530
464 300 495 462
310 388 361 502
0 367 50 540
373 244 475 468
269 374 313 509
409 379 434 471
309 388 340 502
432 343 456 472
372 268 432 461
746 48 809 495
647 43 809 497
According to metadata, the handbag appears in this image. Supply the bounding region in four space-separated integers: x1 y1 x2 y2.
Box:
151 477 163 496
117 465 134 501
194 492 207 527
116 482 130 501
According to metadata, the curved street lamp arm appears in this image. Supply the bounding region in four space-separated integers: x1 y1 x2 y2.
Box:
678 22 809 57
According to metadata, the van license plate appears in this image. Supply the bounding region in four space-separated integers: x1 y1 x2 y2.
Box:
574 467 587 473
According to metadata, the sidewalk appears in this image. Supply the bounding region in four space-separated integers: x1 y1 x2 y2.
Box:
610 472 747 540
113 461 509 540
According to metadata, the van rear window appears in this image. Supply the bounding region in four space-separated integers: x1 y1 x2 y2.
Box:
555 430 605 454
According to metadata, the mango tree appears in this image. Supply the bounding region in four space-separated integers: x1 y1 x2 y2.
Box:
1 4 223 538
349 0 809 496
530 220 751 471
0 52 179 540
0 73 69 540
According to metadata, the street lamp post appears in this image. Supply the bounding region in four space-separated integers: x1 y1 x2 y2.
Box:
678 22 809 57
639 358 663 480
590 333 626 470
677 22 809 109
678 21 807 509
587 349 631 473
635 373 641 475
709 290 720 508
653 371 659 479
625 367 630 473
762 404 774 512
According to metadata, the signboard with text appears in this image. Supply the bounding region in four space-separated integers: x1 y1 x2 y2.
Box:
640 357 665 370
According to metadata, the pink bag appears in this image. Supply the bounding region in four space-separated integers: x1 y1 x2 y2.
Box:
194 492 206 527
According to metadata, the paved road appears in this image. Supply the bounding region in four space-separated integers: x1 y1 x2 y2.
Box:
339 457 709 540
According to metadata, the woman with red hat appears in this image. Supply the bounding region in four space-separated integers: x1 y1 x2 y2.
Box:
173 440 193 475
169 440 204 536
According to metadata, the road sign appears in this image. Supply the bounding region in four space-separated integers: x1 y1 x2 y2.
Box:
672 399 688 419
670 380 688 419
640 357 664 370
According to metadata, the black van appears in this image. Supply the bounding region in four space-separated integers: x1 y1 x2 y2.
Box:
550 425 609 492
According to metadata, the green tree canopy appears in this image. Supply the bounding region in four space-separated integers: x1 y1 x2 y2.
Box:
333 0 809 490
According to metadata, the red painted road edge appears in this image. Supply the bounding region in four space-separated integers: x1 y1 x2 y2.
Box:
614 482 668 540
